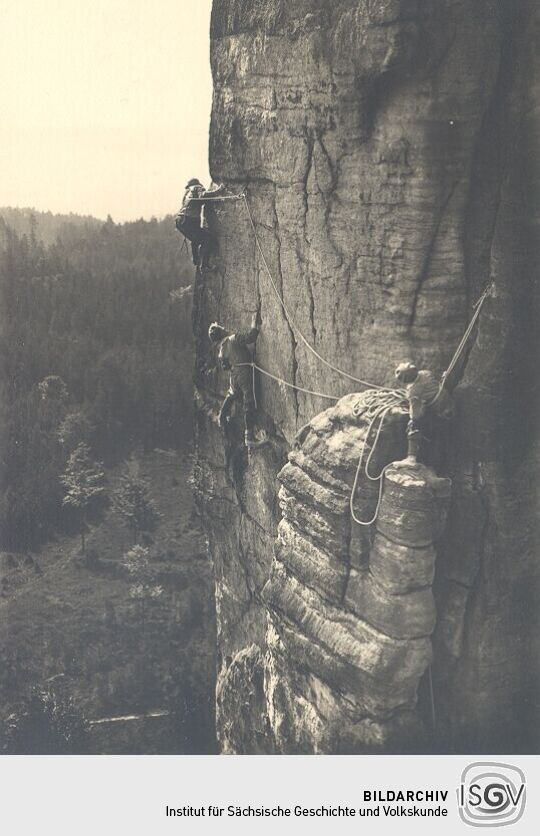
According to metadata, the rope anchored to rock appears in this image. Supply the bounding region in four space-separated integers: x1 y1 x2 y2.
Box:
430 279 494 407
209 192 495 531
349 282 493 526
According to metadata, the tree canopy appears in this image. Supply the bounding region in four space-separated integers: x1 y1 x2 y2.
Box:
0 210 194 548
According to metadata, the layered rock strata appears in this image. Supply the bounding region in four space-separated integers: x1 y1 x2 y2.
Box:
264 393 451 752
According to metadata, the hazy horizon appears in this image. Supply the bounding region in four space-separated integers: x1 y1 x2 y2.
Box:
2 1 213 222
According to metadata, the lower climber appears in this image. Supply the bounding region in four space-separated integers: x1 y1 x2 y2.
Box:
394 362 454 463
208 312 267 449
175 178 224 270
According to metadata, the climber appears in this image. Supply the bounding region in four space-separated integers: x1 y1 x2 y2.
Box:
208 312 267 449
394 362 454 463
175 178 225 271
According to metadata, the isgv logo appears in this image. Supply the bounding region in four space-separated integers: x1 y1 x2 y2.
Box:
458 762 526 827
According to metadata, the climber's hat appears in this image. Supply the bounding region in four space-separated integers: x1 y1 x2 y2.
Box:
395 361 418 384
186 177 202 188
208 322 227 343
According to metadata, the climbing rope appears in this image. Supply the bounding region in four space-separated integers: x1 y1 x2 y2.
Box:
191 191 246 203
206 193 493 404
237 363 404 526
242 194 393 392
250 358 257 411
349 283 493 526
236 362 340 402
210 195 494 531
430 280 494 407
349 390 407 526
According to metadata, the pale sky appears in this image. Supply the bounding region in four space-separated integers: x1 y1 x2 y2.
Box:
1 0 213 221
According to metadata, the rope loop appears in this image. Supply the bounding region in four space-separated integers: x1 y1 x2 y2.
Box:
349 390 407 526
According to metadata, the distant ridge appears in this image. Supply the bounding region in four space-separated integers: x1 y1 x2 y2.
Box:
0 207 103 246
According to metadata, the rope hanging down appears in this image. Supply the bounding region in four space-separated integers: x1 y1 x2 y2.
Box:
349 390 407 526
242 194 392 392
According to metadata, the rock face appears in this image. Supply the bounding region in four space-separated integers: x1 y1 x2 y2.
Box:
264 393 451 752
193 0 539 752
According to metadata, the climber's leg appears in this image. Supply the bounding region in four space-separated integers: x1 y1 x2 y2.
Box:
190 240 200 266
198 229 214 271
396 399 426 467
403 398 426 463
243 391 256 441
241 381 267 448
406 420 422 462
176 217 204 266
393 420 423 468
218 388 237 430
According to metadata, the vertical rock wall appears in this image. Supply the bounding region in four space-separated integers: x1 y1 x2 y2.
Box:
193 0 539 752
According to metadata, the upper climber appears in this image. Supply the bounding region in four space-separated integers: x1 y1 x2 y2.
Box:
175 178 225 271
208 312 266 449
395 362 454 463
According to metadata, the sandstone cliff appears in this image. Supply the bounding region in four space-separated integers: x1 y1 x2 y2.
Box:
193 0 539 753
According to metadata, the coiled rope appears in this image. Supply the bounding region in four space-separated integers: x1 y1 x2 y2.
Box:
348 283 492 525
349 390 407 526
236 363 404 526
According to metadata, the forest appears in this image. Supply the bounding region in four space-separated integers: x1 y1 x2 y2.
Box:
0 208 194 549
0 208 217 755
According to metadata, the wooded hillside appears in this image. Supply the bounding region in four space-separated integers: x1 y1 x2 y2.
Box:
0 209 193 548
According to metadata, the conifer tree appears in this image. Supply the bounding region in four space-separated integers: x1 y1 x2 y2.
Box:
112 473 161 544
122 544 163 635
57 409 95 451
61 443 105 552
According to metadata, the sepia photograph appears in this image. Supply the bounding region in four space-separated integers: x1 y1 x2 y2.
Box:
1 0 538 764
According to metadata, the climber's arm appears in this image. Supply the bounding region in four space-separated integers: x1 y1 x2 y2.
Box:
204 183 226 199
236 313 260 346
189 183 226 203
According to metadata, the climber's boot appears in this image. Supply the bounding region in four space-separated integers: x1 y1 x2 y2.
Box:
393 455 419 468
394 422 422 467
